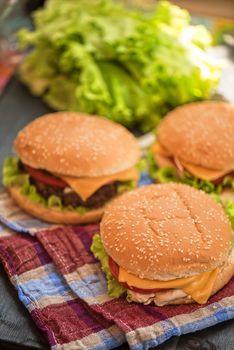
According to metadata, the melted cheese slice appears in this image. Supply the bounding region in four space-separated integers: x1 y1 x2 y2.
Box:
119 266 219 304
58 167 139 201
152 142 229 181
179 161 229 181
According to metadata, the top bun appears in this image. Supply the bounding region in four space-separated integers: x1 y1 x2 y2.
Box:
14 112 140 177
101 183 233 280
157 102 234 171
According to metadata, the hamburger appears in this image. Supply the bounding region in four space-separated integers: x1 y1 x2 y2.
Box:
149 102 234 200
3 112 140 224
91 183 234 306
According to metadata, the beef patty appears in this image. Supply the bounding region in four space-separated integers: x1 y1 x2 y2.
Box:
31 178 120 209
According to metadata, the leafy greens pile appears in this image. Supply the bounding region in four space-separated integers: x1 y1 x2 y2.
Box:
18 0 220 131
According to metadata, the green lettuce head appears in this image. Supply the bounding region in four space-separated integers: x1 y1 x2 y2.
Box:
17 0 221 132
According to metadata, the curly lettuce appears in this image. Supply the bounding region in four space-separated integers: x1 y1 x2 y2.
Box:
117 180 136 195
3 156 29 187
17 0 220 132
91 234 126 298
224 201 234 234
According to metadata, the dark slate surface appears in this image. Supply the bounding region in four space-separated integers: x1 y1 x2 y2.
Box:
0 77 234 349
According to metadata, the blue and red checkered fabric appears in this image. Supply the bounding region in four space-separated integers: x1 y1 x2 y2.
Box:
0 173 234 350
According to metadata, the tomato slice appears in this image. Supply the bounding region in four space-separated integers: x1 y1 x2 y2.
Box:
109 256 120 280
109 256 166 294
24 164 67 188
212 171 234 185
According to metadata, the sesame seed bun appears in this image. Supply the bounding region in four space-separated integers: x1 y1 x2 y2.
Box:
8 187 103 224
14 112 140 177
101 183 233 280
157 102 234 172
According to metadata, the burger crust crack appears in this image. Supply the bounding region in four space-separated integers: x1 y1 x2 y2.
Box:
173 187 204 237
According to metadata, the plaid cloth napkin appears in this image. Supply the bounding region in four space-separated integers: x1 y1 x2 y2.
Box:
0 225 124 349
0 181 234 349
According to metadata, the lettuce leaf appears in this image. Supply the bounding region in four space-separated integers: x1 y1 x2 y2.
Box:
222 200 234 232
91 234 126 298
117 180 136 195
17 0 220 132
147 150 234 194
210 196 234 244
3 156 29 187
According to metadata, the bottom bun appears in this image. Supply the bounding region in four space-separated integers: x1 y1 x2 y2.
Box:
8 186 104 224
129 249 234 306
